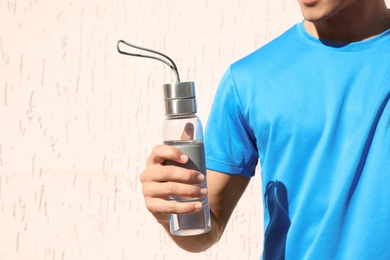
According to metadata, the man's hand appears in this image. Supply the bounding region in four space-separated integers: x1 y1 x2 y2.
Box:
140 144 207 224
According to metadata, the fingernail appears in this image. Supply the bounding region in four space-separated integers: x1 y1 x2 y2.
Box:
197 174 205 182
194 202 203 210
180 154 188 162
200 188 208 196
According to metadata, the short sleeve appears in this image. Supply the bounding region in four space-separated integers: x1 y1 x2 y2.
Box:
204 66 258 177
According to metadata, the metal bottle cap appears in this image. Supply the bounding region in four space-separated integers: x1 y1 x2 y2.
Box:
163 82 197 116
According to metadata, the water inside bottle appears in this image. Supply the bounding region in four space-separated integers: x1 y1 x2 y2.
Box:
164 140 211 236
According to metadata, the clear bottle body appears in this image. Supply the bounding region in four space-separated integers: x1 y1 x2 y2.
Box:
163 114 211 236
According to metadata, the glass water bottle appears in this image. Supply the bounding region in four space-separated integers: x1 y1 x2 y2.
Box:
163 81 211 236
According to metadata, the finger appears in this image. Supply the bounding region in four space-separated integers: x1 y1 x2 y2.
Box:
143 181 207 198
140 165 204 185
142 166 204 183
146 144 188 167
145 197 204 215
180 123 194 140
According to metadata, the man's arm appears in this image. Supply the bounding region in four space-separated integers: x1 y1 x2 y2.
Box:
140 145 250 252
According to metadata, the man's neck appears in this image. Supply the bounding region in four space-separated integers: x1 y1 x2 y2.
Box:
304 2 390 43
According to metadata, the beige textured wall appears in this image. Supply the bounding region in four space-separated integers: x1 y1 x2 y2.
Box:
1 0 315 259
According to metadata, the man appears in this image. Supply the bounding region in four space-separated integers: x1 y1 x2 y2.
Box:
140 0 390 258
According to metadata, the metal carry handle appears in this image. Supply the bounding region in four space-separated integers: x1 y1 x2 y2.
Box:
117 40 181 83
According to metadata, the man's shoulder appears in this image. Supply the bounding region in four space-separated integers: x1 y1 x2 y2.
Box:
231 23 301 72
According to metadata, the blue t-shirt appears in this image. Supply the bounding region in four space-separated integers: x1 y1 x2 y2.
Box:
204 21 390 259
